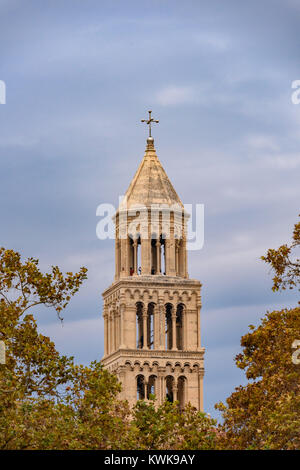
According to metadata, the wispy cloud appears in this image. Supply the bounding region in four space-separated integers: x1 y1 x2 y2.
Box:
155 85 196 106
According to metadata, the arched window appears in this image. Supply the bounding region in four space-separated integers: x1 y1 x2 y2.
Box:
129 237 134 275
136 302 144 349
165 303 173 350
165 376 174 403
147 375 156 399
151 235 157 274
147 303 155 349
176 304 184 350
160 234 166 275
137 374 145 400
136 235 141 274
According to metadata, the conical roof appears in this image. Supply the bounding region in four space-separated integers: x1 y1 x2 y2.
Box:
119 137 183 212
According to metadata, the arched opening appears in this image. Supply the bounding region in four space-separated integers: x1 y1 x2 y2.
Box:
136 302 144 349
160 234 166 275
177 376 186 410
129 235 141 275
165 303 173 350
129 237 134 275
136 235 141 275
151 235 157 275
137 374 145 400
176 304 184 350
165 376 174 403
147 302 155 349
147 375 156 399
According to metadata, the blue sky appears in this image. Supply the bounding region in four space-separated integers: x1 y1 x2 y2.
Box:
0 0 300 419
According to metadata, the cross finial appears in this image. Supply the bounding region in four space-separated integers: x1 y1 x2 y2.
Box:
141 110 159 138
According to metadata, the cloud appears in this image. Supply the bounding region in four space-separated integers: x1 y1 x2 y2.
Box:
155 86 196 106
1 0 300 418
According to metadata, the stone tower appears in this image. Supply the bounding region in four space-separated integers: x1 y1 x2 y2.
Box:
102 133 205 410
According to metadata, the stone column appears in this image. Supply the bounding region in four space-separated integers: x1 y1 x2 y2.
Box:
199 369 204 411
120 235 128 278
111 311 115 352
103 311 108 356
182 237 188 278
157 372 165 405
115 236 119 280
116 311 120 350
175 242 179 276
159 301 165 350
141 237 151 275
182 307 186 351
109 313 112 354
143 308 148 350
119 304 125 349
197 305 201 350
173 378 178 402
154 304 160 350
123 305 136 349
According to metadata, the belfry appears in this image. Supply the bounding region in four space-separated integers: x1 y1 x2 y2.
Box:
102 113 205 410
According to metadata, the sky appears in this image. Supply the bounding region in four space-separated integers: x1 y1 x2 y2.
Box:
0 0 300 419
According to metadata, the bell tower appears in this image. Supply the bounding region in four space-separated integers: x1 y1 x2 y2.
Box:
102 118 204 410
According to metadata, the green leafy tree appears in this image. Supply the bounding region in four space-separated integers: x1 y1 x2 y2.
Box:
261 215 300 295
127 398 219 450
0 248 131 450
216 217 300 450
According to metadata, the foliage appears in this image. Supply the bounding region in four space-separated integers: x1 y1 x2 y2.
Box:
127 399 219 450
217 217 300 450
261 215 300 295
0 247 216 450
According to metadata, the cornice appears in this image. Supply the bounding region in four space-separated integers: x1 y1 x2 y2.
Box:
102 276 201 297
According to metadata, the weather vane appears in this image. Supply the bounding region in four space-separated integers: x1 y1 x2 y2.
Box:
141 110 159 138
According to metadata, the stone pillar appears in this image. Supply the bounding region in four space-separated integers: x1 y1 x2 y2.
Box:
182 307 186 351
159 301 165 350
116 311 120 349
197 305 201 351
123 306 136 349
182 237 188 278
154 304 160 350
115 236 119 280
141 237 151 275
173 379 178 402
103 311 108 356
143 309 148 350
109 313 113 354
157 372 165 405
199 369 204 411
111 310 116 352
119 304 125 349
175 243 179 276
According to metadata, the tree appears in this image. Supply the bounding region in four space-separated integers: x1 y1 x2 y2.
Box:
126 398 219 450
0 248 131 449
261 215 300 295
216 218 300 450
0 247 219 450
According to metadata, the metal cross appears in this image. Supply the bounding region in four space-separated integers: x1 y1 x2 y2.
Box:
141 110 159 138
